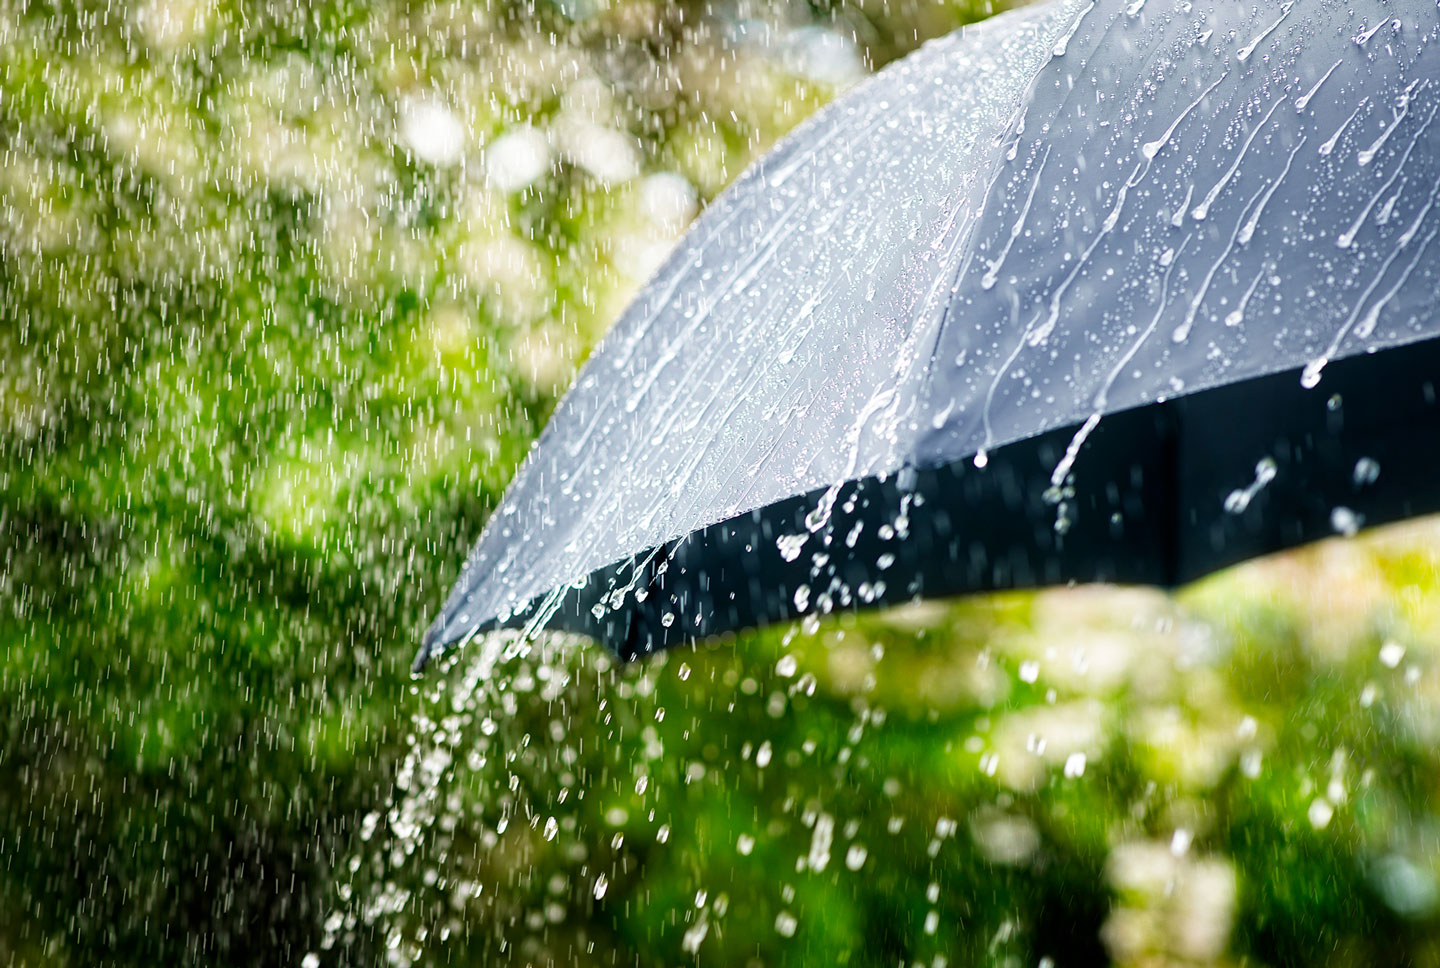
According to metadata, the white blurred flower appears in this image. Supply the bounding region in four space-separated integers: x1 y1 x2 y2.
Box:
426 305 475 359
316 196 376 288
612 233 678 284
990 699 1108 792
236 115 327 193
784 27 867 86
560 76 618 122
1131 703 1245 791
551 117 641 184
252 52 324 120
399 99 467 167
639 172 698 231
133 0 217 48
1098 908 1153 966
1108 841 1180 900
1105 842 1237 965
456 235 546 318
1171 858 1237 962
1372 854 1440 918
513 325 577 392
103 106 202 194
484 126 552 193
969 810 1040 866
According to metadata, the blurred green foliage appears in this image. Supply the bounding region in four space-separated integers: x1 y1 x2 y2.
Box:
340 532 1440 967
4 1 1440 966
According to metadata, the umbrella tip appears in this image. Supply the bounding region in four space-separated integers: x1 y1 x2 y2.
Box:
411 622 443 674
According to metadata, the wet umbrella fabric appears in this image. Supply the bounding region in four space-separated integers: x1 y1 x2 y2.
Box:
419 0 1440 669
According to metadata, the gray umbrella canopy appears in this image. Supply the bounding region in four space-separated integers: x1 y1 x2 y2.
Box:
420 0 1440 669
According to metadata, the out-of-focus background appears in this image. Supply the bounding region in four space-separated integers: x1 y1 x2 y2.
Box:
5 1 1440 965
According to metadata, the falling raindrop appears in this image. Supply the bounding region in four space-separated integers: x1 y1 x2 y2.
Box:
1353 457 1381 486
777 534 808 562
1331 507 1363 536
1225 458 1279 513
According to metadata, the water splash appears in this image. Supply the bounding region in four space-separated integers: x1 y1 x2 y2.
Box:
1224 458 1278 513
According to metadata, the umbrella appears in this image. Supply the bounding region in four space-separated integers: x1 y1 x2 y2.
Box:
418 0 1440 670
